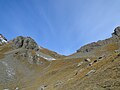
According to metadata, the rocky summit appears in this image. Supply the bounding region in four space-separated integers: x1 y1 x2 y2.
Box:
76 26 120 53
0 27 120 90
12 36 39 51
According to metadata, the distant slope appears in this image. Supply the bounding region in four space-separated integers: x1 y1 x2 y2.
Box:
67 26 120 59
39 47 66 59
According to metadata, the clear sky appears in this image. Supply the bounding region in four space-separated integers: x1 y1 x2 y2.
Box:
0 0 120 55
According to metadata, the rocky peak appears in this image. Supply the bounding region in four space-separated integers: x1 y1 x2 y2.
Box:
0 34 7 45
77 26 120 53
112 26 120 37
12 36 39 51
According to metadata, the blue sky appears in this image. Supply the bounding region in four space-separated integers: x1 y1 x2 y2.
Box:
0 0 120 55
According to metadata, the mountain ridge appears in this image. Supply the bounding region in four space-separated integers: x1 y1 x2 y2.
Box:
77 26 120 53
0 26 120 90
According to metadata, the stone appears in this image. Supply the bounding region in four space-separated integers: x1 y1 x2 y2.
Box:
77 61 83 67
102 81 113 88
38 85 47 90
98 57 103 59
114 50 120 53
54 81 63 87
86 70 96 76
15 87 19 90
84 58 91 62
89 62 93 66
94 60 98 63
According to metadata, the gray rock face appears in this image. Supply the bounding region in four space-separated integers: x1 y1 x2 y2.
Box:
14 49 40 64
77 26 120 53
12 36 39 51
112 26 120 37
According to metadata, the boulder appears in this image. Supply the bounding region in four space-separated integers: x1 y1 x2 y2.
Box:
15 87 19 90
86 70 96 76
77 61 83 67
38 85 47 90
114 49 120 53
84 58 91 62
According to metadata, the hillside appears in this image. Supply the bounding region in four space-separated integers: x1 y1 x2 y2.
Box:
0 26 120 90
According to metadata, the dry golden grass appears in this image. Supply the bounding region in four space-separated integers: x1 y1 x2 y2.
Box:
104 43 119 51
0 43 11 59
40 48 65 59
0 53 4 59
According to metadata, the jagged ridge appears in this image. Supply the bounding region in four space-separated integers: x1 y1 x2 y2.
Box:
77 26 120 53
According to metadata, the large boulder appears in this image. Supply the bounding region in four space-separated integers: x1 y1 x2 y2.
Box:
12 36 39 51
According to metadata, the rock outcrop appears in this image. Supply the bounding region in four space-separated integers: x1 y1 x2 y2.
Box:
112 26 120 37
77 26 120 53
12 36 39 51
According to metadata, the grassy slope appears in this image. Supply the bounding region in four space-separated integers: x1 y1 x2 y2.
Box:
0 44 11 59
0 42 120 90
40 47 66 59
